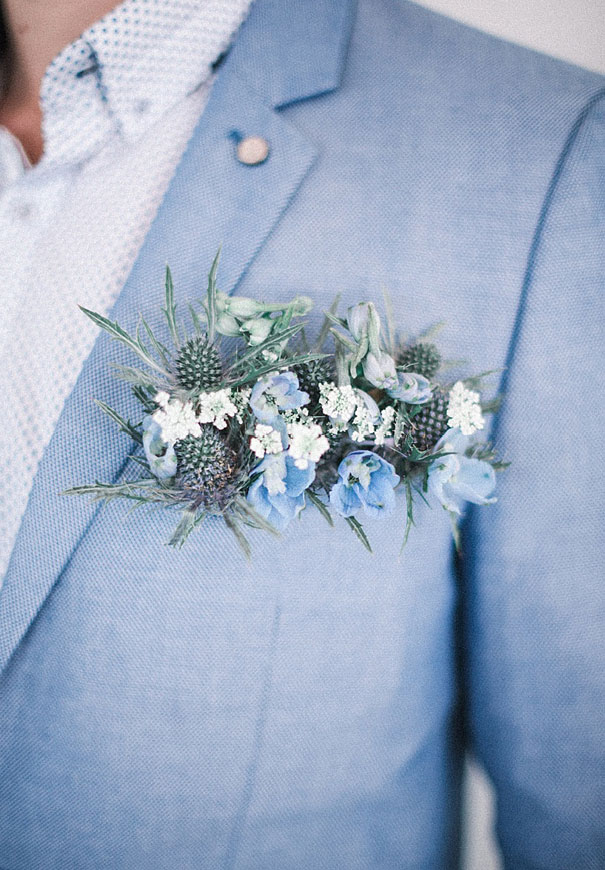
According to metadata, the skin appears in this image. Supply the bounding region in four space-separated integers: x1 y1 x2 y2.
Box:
0 0 118 163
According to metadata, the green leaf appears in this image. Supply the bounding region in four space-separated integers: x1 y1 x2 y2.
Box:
132 384 158 414
449 511 461 552
315 294 341 351
481 395 503 415
188 303 205 335
224 513 252 559
393 405 408 445
140 317 171 367
162 265 180 348
345 516 373 553
169 506 204 548
63 478 157 501
417 320 446 341
205 247 221 344
233 497 281 536
228 352 327 388
411 481 431 507
94 399 143 444
462 369 504 390
401 477 415 551
128 455 151 469
227 322 306 372
381 287 396 355
307 490 334 526
79 306 169 374
329 327 357 353
110 363 161 389
322 310 348 330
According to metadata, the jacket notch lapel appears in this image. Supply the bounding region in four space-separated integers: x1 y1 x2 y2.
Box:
0 0 356 674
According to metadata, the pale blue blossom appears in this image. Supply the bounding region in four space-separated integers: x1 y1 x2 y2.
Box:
427 429 496 514
329 450 400 519
247 452 315 531
387 371 433 404
142 416 177 480
250 371 309 426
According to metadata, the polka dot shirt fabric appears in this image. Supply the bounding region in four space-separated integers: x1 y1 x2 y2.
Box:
0 0 254 584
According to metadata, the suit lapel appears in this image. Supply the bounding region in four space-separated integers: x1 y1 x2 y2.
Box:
0 0 356 673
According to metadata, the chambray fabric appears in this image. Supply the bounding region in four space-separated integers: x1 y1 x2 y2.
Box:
0 1 603 867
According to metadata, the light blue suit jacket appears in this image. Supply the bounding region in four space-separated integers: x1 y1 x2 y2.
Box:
1 1 603 867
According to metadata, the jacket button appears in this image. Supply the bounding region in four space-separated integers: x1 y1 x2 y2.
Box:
236 136 270 165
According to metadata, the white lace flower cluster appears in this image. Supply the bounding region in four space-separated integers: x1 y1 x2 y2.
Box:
152 391 200 442
287 421 330 469
197 388 237 430
250 423 283 459
318 382 395 445
152 387 241 443
249 417 330 470
447 381 485 435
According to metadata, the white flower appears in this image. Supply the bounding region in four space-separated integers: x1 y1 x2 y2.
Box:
197 388 238 430
374 405 396 446
282 406 309 423
447 381 485 435
349 389 380 442
250 424 284 459
319 383 358 427
232 387 252 423
151 396 200 443
287 421 330 469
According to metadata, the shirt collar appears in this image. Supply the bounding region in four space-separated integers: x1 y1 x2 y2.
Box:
32 0 254 169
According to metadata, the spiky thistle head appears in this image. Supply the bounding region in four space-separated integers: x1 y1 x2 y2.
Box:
175 426 238 507
397 388 449 454
175 336 223 392
292 358 335 404
397 342 441 380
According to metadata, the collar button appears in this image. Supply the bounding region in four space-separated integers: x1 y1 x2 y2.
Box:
236 136 270 166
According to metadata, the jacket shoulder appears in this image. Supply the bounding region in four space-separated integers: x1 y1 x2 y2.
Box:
352 0 605 126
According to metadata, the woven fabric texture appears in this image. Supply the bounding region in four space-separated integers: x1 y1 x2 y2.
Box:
0 0 603 867
0 0 253 583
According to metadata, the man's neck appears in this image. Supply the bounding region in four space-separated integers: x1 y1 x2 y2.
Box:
0 0 119 162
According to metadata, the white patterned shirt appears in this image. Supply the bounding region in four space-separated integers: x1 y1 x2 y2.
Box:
0 0 253 583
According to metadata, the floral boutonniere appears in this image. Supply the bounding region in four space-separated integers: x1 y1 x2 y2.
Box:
66 251 507 554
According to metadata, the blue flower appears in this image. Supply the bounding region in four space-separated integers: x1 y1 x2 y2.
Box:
249 371 309 426
387 371 433 404
247 452 315 531
427 429 496 514
142 415 177 480
329 450 400 519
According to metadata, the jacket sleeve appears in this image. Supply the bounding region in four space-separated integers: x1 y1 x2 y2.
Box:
463 90 605 868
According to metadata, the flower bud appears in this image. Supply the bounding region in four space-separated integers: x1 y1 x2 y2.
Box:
226 296 264 318
244 317 273 345
346 302 381 352
290 295 314 317
215 312 241 336
363 351 398 390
